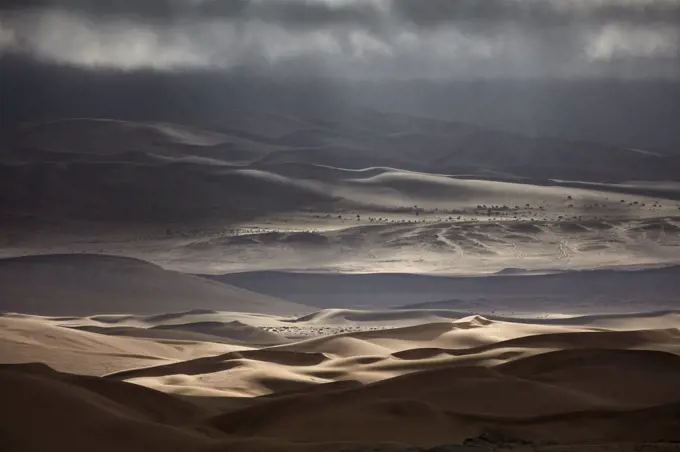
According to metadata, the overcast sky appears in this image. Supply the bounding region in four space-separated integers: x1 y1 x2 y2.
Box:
1 0 679 79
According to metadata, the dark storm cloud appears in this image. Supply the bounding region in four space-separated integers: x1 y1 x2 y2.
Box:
391 0 680 27
0 0 379 26
0 0 249 20
2 0 680 26
0 1 678 78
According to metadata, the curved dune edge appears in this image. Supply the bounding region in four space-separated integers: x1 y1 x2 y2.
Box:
2 311 680 451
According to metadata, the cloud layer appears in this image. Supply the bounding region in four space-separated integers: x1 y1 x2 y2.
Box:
1 0 679 78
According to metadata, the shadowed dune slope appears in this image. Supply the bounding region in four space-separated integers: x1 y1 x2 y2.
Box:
3 118 279 163
4 348 680 451
0 254 311 315
0 364 212 452
210 348 680 446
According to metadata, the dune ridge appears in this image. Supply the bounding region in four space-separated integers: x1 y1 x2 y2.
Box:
2 308 680 451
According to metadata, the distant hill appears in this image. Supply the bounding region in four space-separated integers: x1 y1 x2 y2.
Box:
2 118 279 164
0 254 311 315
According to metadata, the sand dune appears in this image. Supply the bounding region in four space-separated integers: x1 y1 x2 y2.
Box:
7 355 680 452
5 148 679 224
91 313 680 399
351 308 680 331
204 345 680 446
2 308 680 451
150 321 289 344
0 254 311 315
0 315 239 375
207 349 680 446
70 324 243 345
11 111 673 184
0 364 211 452
256 149 416 172
4 118 279 164
0 158 338 222
71 320 289 346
